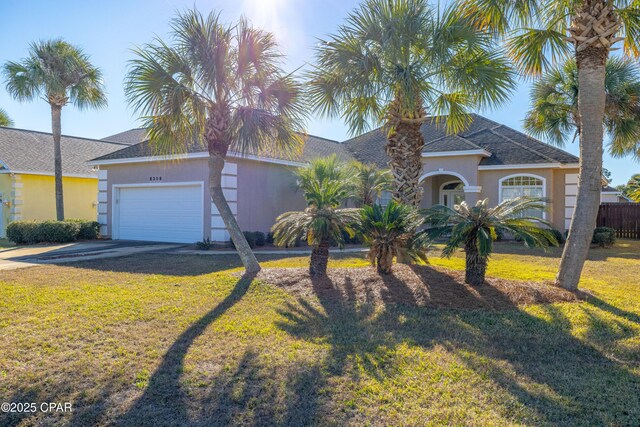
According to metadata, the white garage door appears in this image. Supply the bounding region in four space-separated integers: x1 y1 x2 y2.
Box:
114 183 204 243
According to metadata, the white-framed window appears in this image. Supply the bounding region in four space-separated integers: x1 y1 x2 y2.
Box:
499 174 545 218
378 190 392 207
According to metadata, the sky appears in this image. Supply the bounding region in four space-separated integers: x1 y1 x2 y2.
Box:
0 0 638 186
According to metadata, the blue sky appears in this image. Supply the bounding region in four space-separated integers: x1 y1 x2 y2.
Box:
0 0 638 185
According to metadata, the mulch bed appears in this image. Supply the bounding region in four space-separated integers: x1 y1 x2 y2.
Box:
256 264 582 310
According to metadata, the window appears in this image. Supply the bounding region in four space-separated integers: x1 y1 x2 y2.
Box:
500 175 545 218
378 191 392 207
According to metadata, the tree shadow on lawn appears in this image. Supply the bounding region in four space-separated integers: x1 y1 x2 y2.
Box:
275 265 640 425
64 253 289 277
103 270 325 427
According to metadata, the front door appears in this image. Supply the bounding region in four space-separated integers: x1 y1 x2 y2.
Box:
440 182 465 209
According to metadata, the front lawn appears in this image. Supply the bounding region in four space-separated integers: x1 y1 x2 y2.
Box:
0 242 639 426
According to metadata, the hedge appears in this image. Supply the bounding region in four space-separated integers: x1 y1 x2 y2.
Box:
6 220 100 244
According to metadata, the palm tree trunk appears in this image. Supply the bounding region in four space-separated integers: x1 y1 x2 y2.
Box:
209 154 260 273
376 247 393 274
556 46 609 291
385 97 426 208
310 238 330 276
50 104 64 221
464 241 486 286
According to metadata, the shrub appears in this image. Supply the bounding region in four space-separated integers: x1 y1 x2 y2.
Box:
266 232 275 245
37 221 81 243
243 231 257 249
592 227 616 248
68 219 100 240
6 221 38 244
252 231 266 247
195 237 212 250
6 219 99 244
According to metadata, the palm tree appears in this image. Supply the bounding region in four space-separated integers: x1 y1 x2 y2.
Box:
3 39 107 220
423 198 558 286
618 173 640 201
0 108 13 127
271 156 360 276
358 201 429 274
525 57 640 159
455 0 640 291
125 10 306 273
308 0 515 207
348 161 392 207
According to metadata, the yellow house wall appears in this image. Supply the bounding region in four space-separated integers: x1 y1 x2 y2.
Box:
19 174 98 221
0 175 11 237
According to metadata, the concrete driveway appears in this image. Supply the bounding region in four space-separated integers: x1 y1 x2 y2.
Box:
0 240 184 270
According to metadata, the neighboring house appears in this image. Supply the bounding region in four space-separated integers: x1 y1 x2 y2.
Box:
0 126 129 237
601 185 631 203
89 114 589 244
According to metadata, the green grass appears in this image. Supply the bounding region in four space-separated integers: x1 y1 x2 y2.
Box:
1 242 639 426
0 239 14 249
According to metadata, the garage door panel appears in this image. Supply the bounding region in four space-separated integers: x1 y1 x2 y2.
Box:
116 184 204 244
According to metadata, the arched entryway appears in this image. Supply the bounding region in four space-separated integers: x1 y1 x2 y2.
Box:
419 170 477 209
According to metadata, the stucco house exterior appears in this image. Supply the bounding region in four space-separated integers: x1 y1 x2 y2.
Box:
0 126 129 237
89 114 609 244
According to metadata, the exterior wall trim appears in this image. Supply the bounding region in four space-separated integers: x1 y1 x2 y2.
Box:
0 170 96 179
478 163 579 170
89 151 306 168
422 149 491 158
463 186 482 193
419 170 470 187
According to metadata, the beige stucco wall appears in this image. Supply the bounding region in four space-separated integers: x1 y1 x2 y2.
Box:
421 155 482 186
101 157 305 239
418 153 578 231
237 160 306 232
101 159 210 239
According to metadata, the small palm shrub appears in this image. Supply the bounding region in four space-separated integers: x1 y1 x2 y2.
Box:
195 238 212 250
423 198 558 286
348 161 392 207
272 156 360 276
358 201 429 274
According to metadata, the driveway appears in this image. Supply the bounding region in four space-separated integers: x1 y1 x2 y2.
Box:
0 240 184 270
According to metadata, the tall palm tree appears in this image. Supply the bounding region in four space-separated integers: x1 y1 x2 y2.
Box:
125 10 306 273
272 156 360 276
308 0 515 208
525 57 640 159
0 108 13 127
3 39 107 220
455 0 640 291
348 161 392 207
423 198 558 285
358 201 429 274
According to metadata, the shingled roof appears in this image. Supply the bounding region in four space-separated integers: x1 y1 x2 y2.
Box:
94 131 354 163
93 113 579 168
342 113 579 167
0 126 129 176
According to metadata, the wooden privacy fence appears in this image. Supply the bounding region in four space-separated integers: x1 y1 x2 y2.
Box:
596 203 640 239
